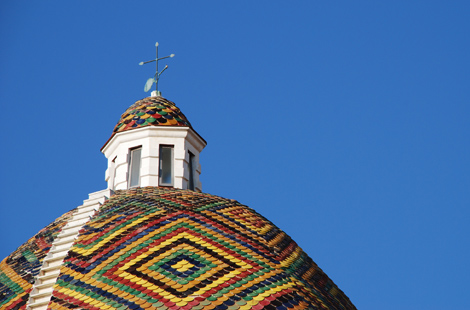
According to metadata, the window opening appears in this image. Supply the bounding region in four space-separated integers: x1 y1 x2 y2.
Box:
188 152 195 190
159 145 174 186
128 147 142 188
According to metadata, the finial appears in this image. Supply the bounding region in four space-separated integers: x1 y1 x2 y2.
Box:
139 42 175 96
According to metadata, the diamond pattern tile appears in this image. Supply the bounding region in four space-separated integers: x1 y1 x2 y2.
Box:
44 187 355 310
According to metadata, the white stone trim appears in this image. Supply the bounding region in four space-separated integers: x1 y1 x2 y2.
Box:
26 189 113 310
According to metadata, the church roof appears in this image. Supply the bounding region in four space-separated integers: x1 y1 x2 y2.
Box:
114 96 192 134
0 210 76 309
0 187 356 310
102 96 196 151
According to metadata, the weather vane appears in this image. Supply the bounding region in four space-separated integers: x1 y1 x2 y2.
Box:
139 42 175 96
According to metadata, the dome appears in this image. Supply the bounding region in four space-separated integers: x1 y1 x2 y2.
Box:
0 187 355 310
0 210 76 309
101 96 206 191
110 96 192 138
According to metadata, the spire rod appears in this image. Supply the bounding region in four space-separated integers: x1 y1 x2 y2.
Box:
139 42 175 96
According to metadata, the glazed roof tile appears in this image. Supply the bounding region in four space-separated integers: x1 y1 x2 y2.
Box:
0 209 75 310
101 96 205 150
110 96 190 136
1 187 355 310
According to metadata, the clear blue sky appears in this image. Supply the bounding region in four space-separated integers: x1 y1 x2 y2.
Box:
1 1 469 309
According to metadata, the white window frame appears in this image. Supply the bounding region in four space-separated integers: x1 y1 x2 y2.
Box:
109 156 117 190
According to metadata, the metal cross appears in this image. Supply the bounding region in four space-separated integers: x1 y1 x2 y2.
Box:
139 42 175 96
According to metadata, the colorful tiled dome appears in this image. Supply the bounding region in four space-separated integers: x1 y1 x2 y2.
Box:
112 96 192 136
0 187 356 310
0 210 75 309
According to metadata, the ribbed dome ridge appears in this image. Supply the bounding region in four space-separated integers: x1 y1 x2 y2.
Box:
0 210 75 309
